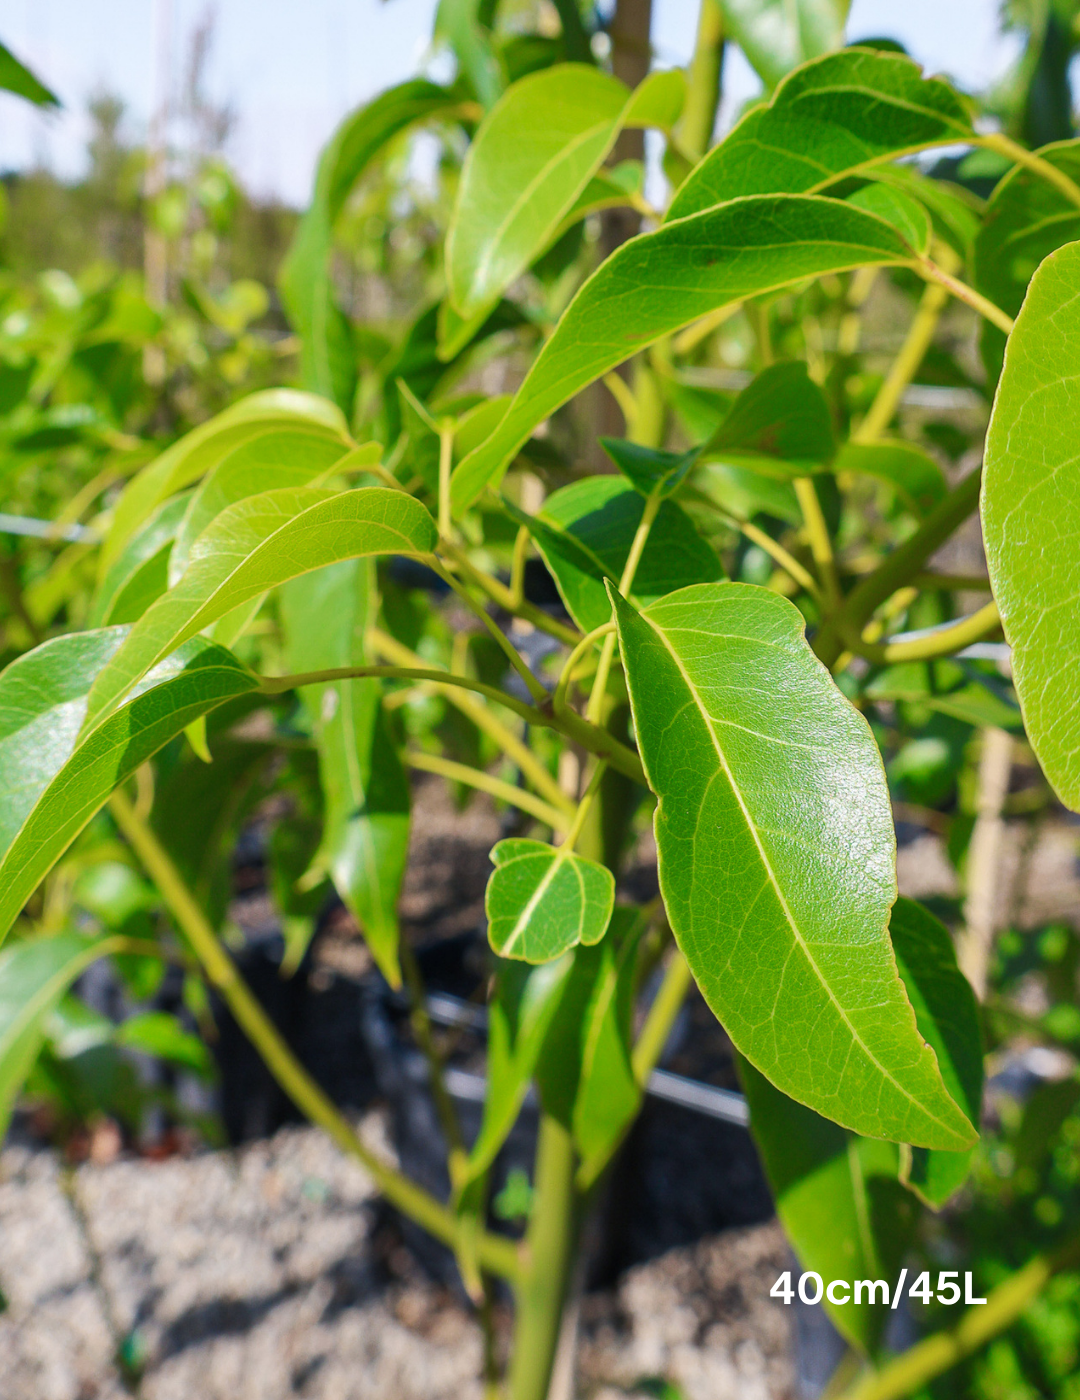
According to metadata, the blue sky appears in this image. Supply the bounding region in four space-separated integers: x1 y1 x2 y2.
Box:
0 1 1022 207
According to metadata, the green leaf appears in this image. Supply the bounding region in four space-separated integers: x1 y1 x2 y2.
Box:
740 1056 917 1354
464 955 573 1180
720 0 850 89
613 581 976 1150
890 898 983 1207
452 195 914 509
486 838 615 963
0 935 117 1141
846 182 931 256
91 494 191 628
83 487 437 733
434 0 504 108
102 389 349 575
973 140 1080 384
280 561 409 986
834 441 946 516
0 40 59 106
280 80 459 406
706 360 835 471
601 438 698 498
510 476 724 632
447 65 684 323
870 164 982 259
983 240 1080 809
0 634 260 945
169 428 355 583
865 660 1022 731
115 1011 214 1078
668 49 972 221
1014 1076 1080 1172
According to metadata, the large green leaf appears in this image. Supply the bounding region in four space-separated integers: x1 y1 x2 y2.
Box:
446 65 684 322
169 429 355 583
973 139 1080 383
705 360 835 473
740 1057 916 1354
983 240 1080 809
280 561 409 986
464 955 573 1180
83 487 437 733
613 581 975 1150
280 80 460 406
721 0 849 89
668 49 973 220
102 389 349 574
0 634 260 944
0 41 59 106
890 898 983 1207
486 838 615 963
451 195 915 508
0 934 117 1141
510 476 724 633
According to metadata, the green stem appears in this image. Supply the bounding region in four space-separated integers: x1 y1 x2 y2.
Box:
553 622 615 715
433 560 550 705
834 1228 1080 1400
438 420 454 539
405 750 570 832
977 131 1080 211
508 1115 579 1400
914 258 1015 336
794 478 841 608
842 599 1001 665
853 274 951 444
551 0 592 63
107 789 521 1284
814 466 983 668
443 542 581 647
677 0 725 161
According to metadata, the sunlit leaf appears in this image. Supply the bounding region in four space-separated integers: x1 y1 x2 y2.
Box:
486 838 615 963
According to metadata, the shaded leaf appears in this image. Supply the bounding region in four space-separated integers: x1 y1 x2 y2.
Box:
613 581 976 1149
486 838 615 963
707 360 834 470
0 41 59 106
834 441 946 516
721 0 850 89
601 438 698 498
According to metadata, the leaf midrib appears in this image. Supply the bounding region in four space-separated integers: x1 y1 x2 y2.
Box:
639 606 962 1140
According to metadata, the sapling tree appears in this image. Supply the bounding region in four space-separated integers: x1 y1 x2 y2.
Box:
3 3 1080 1397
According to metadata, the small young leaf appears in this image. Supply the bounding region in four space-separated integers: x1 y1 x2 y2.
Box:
0 934 116 1142
707 360 835 470
511 476 724 632
613 581 976 1150
0 635 260 944
83 487 437 733
983 240 1080 809
846 182 932 256
891 898 983 1207
668 48 972 220
116 1011 214 1078
600 439 697 498
486 838 615 963
452 195 913 508
740 1056 917 1355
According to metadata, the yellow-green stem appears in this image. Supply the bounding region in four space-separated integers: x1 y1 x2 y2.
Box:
853 268 952 444
438 420 454 538
108 789 521 1284
834 1228 1080 1400
977 131 1080 211
443 541 581 647
433 560 549 705
794 478 841 608
405 750 569 832
631 947 693 1085
677 0 724 160
915 258 1015 335
845 599 1001 665
553 622 615 715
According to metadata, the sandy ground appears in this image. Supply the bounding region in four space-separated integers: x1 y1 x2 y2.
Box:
0 1121 793 1400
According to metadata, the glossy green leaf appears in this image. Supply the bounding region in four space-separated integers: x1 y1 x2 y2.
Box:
90 494 191 627
973 140 1080 382
0 633 260 944
600 438 698 498
871 164 982 258
865 659 1022 731
720 0 850 89
706 360 835 471
613 581 976 1150
102 389 349 574
668 49 972 221
740 1056 916 1354
891 898 983 1207
452 195 914 509
511 476 724 633
280 80 459 406
169 428 354 583
0 41 59 106
464 955 573 1180
846 182 932 256
982 240 1080 809
0 934 115 1141
280 560 409 987
834 441 946 516
447 65 684 323
486 838 615 963
83 487 437 733
434 0 503 108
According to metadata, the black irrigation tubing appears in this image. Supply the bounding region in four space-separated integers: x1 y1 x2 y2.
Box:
423 991 750 1128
